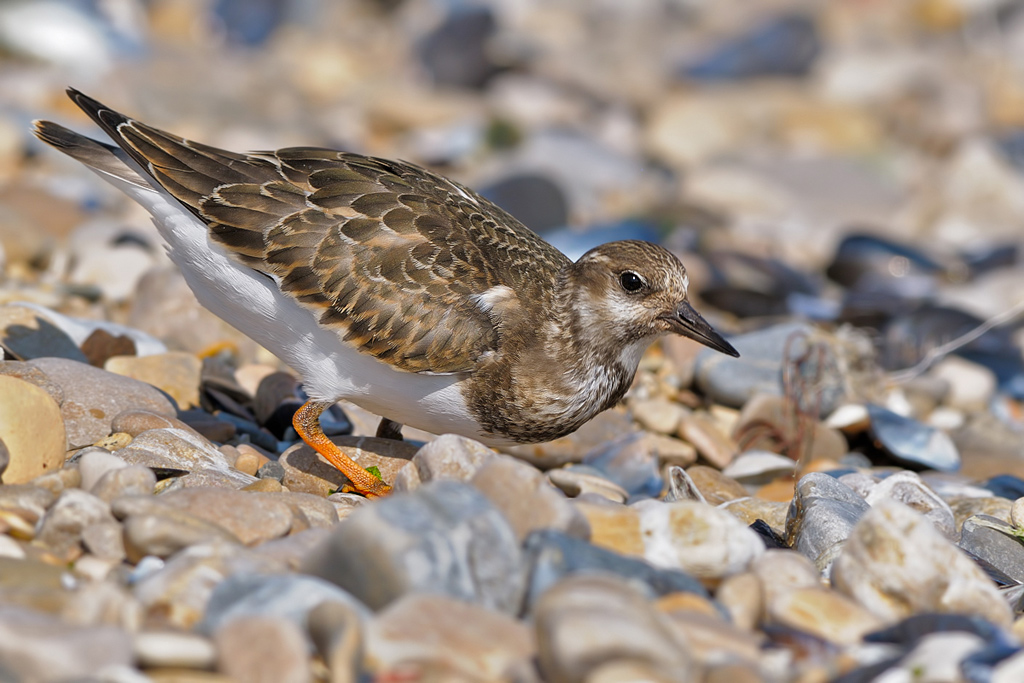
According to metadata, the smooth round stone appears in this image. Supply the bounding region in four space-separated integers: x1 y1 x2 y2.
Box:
159 487 293 545
635 500 764 579
522 529 709 611
471 455 589 542
582 433 670 498
301 480 523 614
134 630 216 669
279 435 416 497
889 631 987 682
534 574 694 683
251 491 338 529
392 433 496 492
660 610 763 669
0 375 66 483
786 472 869 574
366 593 535 681
232 450 261 477
866 404 961 472
121 509 241 563
133 544 286 630
831 499 1012 627
308 600 362 683
115 428 255 488
105 352 202 409
29 468 81 496
1010 497 1024 528
25 358 177 448
215 616 311 683
110 409 199 438
684 466 748 505
91 465 157 502
81 521 126 561
547 468 628 503
199 572 370 638
580 499 763 579
0 605 133 681
0 484 54 523
36 488 115 555
930 356 996 413
631 397 688 434
768 587 883 646
585 660 682 683
678 412 738 469
722 450 797 487
714 572 763 632
750 549 821 611
994 649 1024 682
864 471 956 540
825 403 871 433
77 448 128 491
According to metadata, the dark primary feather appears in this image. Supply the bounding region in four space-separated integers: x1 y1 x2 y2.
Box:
63 88 571 374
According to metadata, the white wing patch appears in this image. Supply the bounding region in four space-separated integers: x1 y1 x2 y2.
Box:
472 285 515 314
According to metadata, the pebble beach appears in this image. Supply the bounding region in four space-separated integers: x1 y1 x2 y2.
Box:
4 1 1024 681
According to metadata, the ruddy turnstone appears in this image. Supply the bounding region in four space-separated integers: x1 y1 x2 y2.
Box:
35 88 739 498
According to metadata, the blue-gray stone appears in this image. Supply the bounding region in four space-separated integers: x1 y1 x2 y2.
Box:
867 404 960 472
787 472 869 574
198 573 371 638
694 322 844 416
959 516 1024 585
300 480 523 613
522 529 710 613
581 433 662 499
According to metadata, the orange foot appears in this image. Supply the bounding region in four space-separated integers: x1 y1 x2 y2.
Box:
293 400 392 498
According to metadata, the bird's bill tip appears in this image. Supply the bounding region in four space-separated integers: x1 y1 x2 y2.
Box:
671 301 740 358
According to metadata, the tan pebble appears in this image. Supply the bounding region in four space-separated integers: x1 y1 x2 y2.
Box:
1012 615 1024 644
716 572 763 632
630 398 688 434
243 478 283 493
105 352 202 409
575 502 644 557
92 433 133 451
0 509 35 540
755 477 796 503
684 465 747 505
30 468 82 495
678 412 737 469
0 376 67 483
654 591 720 617
769 587 883 646
1011 497 1024 528
234 451 262 477
703 663 765 683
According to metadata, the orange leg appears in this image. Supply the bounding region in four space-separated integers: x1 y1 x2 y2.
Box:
293 400 392 498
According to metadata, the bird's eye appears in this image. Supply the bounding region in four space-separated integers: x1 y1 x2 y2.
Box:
619 271 645 292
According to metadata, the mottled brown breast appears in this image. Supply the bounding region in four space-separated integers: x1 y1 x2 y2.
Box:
102 115 571 374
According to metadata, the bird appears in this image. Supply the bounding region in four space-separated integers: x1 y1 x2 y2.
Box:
34 88 739 498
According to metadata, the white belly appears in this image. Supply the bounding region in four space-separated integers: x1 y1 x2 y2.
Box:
110 175 496 443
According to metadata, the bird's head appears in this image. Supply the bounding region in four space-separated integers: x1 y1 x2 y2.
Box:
566 240 739 363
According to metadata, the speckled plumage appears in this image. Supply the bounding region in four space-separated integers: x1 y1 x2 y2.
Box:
35 88 738 448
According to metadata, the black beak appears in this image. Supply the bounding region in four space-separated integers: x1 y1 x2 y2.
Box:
669 301 740 357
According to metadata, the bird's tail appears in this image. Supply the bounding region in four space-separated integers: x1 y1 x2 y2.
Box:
32 119 152 191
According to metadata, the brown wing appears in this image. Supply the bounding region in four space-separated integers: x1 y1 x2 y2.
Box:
66 88 570 374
